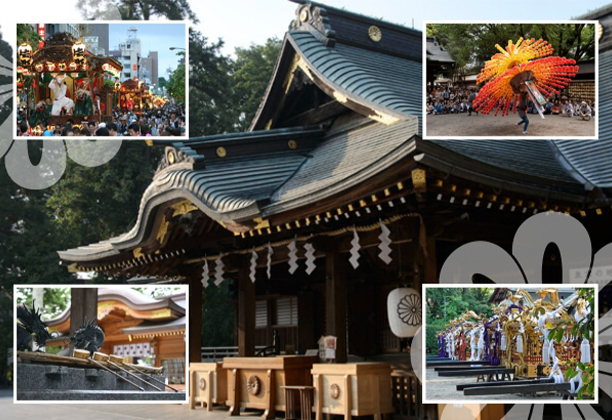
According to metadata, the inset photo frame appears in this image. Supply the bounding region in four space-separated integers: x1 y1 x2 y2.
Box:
14 284 189 403
14 22 188 138
423 21 598 140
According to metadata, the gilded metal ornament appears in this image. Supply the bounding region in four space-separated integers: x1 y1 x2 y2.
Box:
368 26 382 43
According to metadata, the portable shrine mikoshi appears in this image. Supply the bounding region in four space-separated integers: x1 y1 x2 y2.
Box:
118 79 149 114
431 287 594 399
17 32 122 129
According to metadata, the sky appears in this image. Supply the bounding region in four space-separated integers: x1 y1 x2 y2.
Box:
108 23 186 76
2 0 611 56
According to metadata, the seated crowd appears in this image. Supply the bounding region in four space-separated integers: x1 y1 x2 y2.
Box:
426 86 595 121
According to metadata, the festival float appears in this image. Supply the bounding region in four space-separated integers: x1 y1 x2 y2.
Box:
428 287 594 400
17 32 122 130
118 78 150 115
473 38 579 118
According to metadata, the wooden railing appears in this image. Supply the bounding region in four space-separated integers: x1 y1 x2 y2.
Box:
201 346 267 362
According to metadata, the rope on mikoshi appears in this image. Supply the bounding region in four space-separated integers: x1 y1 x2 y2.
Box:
476 326 485 361
548 339 564 384
569 367 584 395
469 328 478 361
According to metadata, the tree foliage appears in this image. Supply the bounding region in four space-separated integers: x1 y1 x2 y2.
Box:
166 60 186 105
425 288 494 353
76 0 199 22
428 23 595 80
15 287 71 320
188 29 236 136
232 38 281 131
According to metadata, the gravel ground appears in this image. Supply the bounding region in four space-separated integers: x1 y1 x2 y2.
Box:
424 367 563 401
425 112 596 138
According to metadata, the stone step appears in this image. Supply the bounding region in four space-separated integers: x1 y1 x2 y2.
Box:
17 389 186 401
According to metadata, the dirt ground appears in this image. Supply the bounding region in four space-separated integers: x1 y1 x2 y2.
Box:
425 367 562 401
425 112 596 138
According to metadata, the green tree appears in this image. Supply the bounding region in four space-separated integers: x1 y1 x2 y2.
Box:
158 76 167 89
232 38 282 131
425 288 493 353
166 59 185 105
16 287 71 320
188 29 236 136
76 0 198 22
0 143 76 386
47 142 162 254
429 23 596 82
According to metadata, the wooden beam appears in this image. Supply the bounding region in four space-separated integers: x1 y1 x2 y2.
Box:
280 99 349 126
238 259 255 356
325 244 347 363
457 378 553 391
189 277 203 363
69 288 98 355
463 382 570 396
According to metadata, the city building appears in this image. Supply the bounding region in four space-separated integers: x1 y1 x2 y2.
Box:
88 23 109 54
140 51 159 87
43 24 80 40
116 27 141 82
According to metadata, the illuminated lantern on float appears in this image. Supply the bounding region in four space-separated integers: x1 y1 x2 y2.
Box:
387 287 422 338
18 43 33 67
47 62 55 72
69 62 77 71
72 39 86 65
58 63 66 72
35 63 44 72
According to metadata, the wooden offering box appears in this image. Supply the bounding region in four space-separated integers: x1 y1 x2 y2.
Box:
223 356 318 419
189 362 228 411
311 363 394 420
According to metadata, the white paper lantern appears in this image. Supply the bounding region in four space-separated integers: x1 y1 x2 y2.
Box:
387 287 422 338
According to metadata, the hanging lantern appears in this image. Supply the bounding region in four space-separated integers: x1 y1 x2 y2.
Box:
72 39 86 65
58 63 66 72
387 287 422 338
114 81 120 91
69 62 77 71
18 42 33 67
47 62 55 72
34 63 44 72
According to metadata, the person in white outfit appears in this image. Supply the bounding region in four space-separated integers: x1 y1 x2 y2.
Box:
49 75 74 116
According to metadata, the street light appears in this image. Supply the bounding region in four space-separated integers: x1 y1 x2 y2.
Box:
169 47 185 51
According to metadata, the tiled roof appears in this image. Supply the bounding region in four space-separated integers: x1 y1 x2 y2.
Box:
551 50 612 188
289 31 422 128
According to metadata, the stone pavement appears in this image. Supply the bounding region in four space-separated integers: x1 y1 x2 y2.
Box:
0 389 262 420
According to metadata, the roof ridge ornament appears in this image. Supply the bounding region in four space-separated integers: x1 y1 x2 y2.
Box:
155 145 205 177
290 3 337 47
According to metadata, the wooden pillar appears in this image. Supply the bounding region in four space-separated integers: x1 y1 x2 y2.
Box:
297 291 315 353
238 260 255 356
69 288 98 355
189 277 203 363
325 246 347 363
